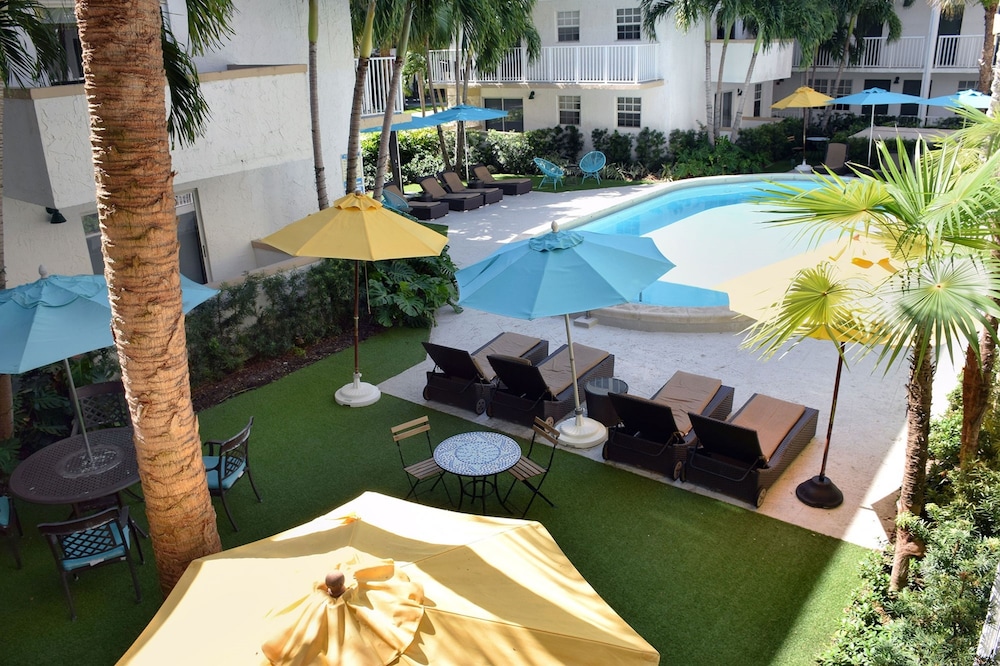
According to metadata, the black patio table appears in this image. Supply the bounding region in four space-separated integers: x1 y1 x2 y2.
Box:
9 427 139 507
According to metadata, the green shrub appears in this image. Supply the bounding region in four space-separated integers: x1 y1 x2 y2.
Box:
735 118 798 164
591 128 633 165
635 127 668 173
367 251 459 328
667 136 765 178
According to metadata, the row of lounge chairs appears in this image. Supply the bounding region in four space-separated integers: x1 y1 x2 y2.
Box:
382 166 533 221
420 333 818 509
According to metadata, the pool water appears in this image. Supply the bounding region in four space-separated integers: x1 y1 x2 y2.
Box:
580 178 831 307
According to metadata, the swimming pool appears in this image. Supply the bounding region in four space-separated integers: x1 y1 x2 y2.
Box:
578 175 830 308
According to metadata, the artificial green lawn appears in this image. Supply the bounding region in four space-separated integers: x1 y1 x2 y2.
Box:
0 326 864 664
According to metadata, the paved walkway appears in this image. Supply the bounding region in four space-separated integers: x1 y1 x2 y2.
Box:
379 183 959 550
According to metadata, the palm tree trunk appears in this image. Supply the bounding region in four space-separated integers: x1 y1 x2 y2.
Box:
308 0 328 210
890 335 933 591
374 4 413 200
712 22 733 142
347 0 376 194
822 15 854 130
959 324 995 468
702 21 714 146
0 87 12 441
425 41 452 171
730 35 761 137
979 3 998 94
74 0 222 595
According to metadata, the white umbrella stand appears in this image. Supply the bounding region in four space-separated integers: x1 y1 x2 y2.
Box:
552 314 607 449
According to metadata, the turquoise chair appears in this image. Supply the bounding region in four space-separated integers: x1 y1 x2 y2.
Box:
533 157 565 191
579 151 606 184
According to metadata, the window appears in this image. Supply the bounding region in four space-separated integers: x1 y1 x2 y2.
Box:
617 97 641 128
958 80 978 91
557 11 580 42
752 83 762 117
559 96 581 125
616 8 641 41
719 91 733 128
484 98 524 132
813 79 853 111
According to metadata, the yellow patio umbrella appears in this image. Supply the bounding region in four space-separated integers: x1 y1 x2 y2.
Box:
118 492 661 665
772 86 835 170
260 193 447 406
719 234 897 508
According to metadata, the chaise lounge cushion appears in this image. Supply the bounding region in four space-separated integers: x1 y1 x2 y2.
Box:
651 371 723 435
728 394 806 462
470 332 543 382
536 344 609 396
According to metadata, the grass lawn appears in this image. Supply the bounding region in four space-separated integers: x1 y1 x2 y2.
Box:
0 326 864 665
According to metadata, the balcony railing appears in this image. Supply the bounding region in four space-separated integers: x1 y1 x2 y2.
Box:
429 44 661 86
796 34 983 71
357 56 404 117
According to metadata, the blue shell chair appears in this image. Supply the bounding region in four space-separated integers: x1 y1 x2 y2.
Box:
579 151 607 184
532 157 565 191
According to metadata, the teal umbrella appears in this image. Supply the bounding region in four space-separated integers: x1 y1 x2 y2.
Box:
924 89 992 109
830 88 927 162
456 224 674 447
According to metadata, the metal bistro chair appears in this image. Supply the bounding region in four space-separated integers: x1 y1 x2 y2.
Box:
0 484 22 568
203 418 261 531
503 417 559 518
533 157 565 191
579 151 607 184
390 416 452 505
38 506 143 621
70 380 130 436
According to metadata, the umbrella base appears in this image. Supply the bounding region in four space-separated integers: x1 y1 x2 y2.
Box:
335 374 381 408
795 475 844 509
556 415 607 449
793 162 813 173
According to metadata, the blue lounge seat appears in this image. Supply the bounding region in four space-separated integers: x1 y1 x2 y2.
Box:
579 151 606 184
533 158 565 191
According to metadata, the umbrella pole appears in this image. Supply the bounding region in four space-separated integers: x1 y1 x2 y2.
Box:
868 105 875 164
554 314 607 449
334 259 381 407
64 358 94 462
795 344 845 509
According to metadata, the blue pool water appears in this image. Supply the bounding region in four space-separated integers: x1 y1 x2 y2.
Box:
579 178 826 307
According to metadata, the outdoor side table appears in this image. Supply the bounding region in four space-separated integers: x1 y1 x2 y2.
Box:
585 377 629 427
434 431 521 515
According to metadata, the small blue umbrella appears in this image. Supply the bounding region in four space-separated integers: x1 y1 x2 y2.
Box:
0 269 218 466
362 104 508 133
456 224 674 446
830 88 928 162
924 88 992 109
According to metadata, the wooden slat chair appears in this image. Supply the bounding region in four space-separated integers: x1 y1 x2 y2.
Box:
389 416 452 505
503 417 559 518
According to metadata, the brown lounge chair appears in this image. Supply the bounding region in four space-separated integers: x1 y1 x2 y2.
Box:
416 176 484 211
487 343 615 426
384 182 449 221
684 393 819 507
818 142 850 175
421 333 549 415
471 164 532 195
437 170 503 204
602 371 735 480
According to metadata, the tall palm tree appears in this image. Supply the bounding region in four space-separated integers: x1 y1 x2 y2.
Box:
0 0 63 440
346 0 377 193
932 0 998 94
372 1 411 200
73 0 223 594
307 0 329 209
754 134 1000 591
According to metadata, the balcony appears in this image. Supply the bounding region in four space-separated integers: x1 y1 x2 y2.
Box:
360 56 404 117
429 44 661 86
710 40 795 84
795 34 983 71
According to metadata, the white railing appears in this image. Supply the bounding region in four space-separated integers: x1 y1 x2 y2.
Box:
796 34 982 71
357 56 404 117
429 44 661 85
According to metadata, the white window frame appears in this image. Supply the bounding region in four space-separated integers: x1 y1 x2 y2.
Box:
557 10 580 43
559 95 581 125
617 96 641 128
616 8 641 41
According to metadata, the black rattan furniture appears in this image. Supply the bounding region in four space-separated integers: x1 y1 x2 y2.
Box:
584 377 629 427
417 176 484 211
685 393 819 507
487 343 615 427
203 418 261 531
384 182 449 221
471 164 532 195
603 371 735 480
422 333 549 415
437 170 503 204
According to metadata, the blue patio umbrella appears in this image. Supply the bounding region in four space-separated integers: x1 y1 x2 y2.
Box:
924 88 992 109
0 268 218 468
456 223 674 447
830 88 927 162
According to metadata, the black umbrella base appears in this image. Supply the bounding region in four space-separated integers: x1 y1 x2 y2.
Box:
796 475 844 509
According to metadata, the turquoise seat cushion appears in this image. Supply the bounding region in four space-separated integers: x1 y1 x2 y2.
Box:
0 496 9 527
61 522 130 571
203 456 246 490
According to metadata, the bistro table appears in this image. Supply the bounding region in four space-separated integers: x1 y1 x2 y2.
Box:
9 427 139 508
434 431 521 515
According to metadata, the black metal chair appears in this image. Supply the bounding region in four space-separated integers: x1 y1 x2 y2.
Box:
503 417 559 518
389 416 452 504
70 380 130 436
0 484 22 569
203 417 261 531
38 506 143 620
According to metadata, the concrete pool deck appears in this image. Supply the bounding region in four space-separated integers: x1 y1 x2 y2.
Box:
378 180 960 551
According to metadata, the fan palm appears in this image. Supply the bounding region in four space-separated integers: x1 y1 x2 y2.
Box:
753 134 1000 590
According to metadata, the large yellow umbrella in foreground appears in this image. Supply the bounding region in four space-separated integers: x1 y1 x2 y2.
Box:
720 234 897 508
772 86 835 171
118 492 660 665
260 193 447 407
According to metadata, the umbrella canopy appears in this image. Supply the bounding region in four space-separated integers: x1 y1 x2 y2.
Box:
362 104 508 134
456 224 674 447
723 234 897 508
119 491 661 665
258 193 447 407
830 88 928 162
772 87 835 169
0 271 217 375
924 88 992 109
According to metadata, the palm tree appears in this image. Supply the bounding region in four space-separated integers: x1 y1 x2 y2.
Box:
72 0 225 594
754 134 1000 590
932 0 998 94
372 2 411 200
346 0 377 194
307 0 329 209
0 0 63 441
